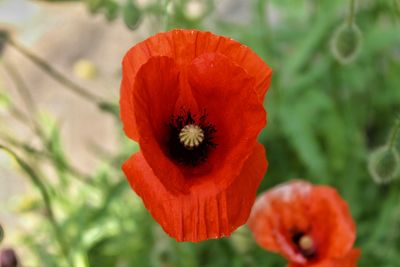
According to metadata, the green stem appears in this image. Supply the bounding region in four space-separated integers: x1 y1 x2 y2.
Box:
6 38 103 105
2 61 37 113
347 0 356 26
0 145 74 267
1 61 46 139
0 133 93 186
388 116 400 149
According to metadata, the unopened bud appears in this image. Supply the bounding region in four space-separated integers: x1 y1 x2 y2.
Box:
0 248 18 267
123 1 141 30
368 146 400 184
330 23 362 64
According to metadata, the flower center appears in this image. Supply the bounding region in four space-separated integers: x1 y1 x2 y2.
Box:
299 235 315 256
166 109 216 166
292 232 316 259
179 124 204 149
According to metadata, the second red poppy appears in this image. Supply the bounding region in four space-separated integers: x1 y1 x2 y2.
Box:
248 180 360 267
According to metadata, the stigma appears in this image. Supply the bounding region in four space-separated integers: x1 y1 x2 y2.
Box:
179 124 204 149
298 235 315 258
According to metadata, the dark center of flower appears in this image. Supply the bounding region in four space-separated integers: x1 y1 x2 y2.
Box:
292 232 316 259
166 109 217 166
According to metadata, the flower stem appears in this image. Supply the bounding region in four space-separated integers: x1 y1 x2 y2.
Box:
347 0 356 26
2 60 37 113
1 60 45 139
6 38 103 105
0 145 74 267
388 116 400 149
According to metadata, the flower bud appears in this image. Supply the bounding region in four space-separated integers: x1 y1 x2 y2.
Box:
123 1 141 30
330 23 362 64
0 248 18 267
368 146 400 184
103 1 119 22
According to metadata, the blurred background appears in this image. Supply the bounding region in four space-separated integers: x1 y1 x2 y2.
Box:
0 0 400 266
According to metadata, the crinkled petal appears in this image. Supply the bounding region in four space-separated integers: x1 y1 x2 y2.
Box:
121 30 272 135
309 187 356 260
132 56 186 193
122 143 267 242
120 64 139 140
286 249 360 267
330 249 360 267
248 181 313 264
186 53 266 187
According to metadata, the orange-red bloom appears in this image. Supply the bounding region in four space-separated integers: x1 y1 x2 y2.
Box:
248 181 359 267
120 29 272 242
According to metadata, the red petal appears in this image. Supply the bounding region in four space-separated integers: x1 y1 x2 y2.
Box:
332 248 360 267
120 57 140 141
132 56 186 193
121 29 272 104
122 143 267 242
186 53 266 187
309 187 356 260
248 181 313 264
286 249 360 267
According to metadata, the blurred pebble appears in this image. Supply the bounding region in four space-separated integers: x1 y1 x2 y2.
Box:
73 59 97 80
185 0 206 20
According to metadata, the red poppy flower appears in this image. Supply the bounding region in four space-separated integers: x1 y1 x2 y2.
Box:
248 181 359 266
120 29 272 242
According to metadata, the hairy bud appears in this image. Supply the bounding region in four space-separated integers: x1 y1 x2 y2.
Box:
330 23 362 64
368 146 400 184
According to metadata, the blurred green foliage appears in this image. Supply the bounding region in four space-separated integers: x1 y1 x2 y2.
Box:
1 0 400 266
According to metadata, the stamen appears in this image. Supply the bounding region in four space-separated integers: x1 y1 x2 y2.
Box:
179 124 204 149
